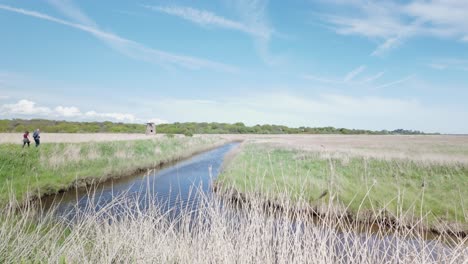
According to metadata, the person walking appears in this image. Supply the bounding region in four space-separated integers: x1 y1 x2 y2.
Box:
33 128 41 147
22 131 30 148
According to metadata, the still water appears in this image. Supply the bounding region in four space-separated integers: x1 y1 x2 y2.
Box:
40 142 240 218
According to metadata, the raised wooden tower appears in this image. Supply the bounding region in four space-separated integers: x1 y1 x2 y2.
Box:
146 122 156 135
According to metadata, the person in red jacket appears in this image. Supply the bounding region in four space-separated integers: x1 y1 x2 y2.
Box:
22 131 30 148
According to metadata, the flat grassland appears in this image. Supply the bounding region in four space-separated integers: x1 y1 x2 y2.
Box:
0 134 226 205
0 133 161 143
218 135 468 233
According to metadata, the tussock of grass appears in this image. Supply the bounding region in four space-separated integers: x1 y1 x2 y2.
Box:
217 144 468 231
0 190 466 263
0 136 225 205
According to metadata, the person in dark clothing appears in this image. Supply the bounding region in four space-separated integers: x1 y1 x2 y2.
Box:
33 128 40 147
23 131 30 148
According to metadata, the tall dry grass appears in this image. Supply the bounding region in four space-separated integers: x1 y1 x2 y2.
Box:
1 188 466 263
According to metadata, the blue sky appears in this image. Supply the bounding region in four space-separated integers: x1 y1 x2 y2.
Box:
0 0 467 133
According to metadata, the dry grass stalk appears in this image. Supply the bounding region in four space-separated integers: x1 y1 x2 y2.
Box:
1 189 467 263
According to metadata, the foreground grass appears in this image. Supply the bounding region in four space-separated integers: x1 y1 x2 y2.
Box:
218 143 468 231
0 136 225 205
0 192 466 263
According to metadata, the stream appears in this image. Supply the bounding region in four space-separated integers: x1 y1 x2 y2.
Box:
40 142 239 218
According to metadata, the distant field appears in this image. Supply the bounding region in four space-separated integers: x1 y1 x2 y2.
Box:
4 132 466 164
3 133 467 165
210 134 468 165
0 133 164 143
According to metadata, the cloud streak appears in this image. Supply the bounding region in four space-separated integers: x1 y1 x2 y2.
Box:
344 65 366 82
144 5 269 39
0 4 236 72
302 74 343 84
428 58 468 71
362 71 385 83
318 0 468 55
304 65 385 85
374 75 413 90
145 1 280 65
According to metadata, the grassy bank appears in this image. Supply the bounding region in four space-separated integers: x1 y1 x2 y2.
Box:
217 143 468 233
0 136 226 205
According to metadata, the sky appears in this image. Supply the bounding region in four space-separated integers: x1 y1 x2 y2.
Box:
0 0 467 134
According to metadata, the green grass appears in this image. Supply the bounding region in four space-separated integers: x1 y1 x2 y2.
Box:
218 144 468 226
0 136 224 205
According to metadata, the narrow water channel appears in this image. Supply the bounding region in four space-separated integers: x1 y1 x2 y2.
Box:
38 142 465 261
41 142 240 218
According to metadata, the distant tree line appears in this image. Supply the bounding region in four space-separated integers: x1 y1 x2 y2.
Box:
0 119 436 135
0 119 144 133
157 122 433 135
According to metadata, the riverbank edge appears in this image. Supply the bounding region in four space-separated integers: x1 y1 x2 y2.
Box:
212 183 467 239
214 141 467 239
10 139 242 208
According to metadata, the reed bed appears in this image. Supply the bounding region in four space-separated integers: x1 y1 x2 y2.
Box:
0 188 466 263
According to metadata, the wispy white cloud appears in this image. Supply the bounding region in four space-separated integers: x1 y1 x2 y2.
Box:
304 65 382 85
231 0 281 65
0 4 236 72
46 0 97 27
374 75 414 90
145 1 281 65
429 63 447 70
143 5 269 39
0 99 157 123
362 71 384 83
371 37 401 56
344 65 366 82
318 0 468 55
301 74 343 84
303 69 411 91
0 95 10 100
428 58 468 71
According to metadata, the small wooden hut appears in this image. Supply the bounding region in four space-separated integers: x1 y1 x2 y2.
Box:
146 122 156 135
